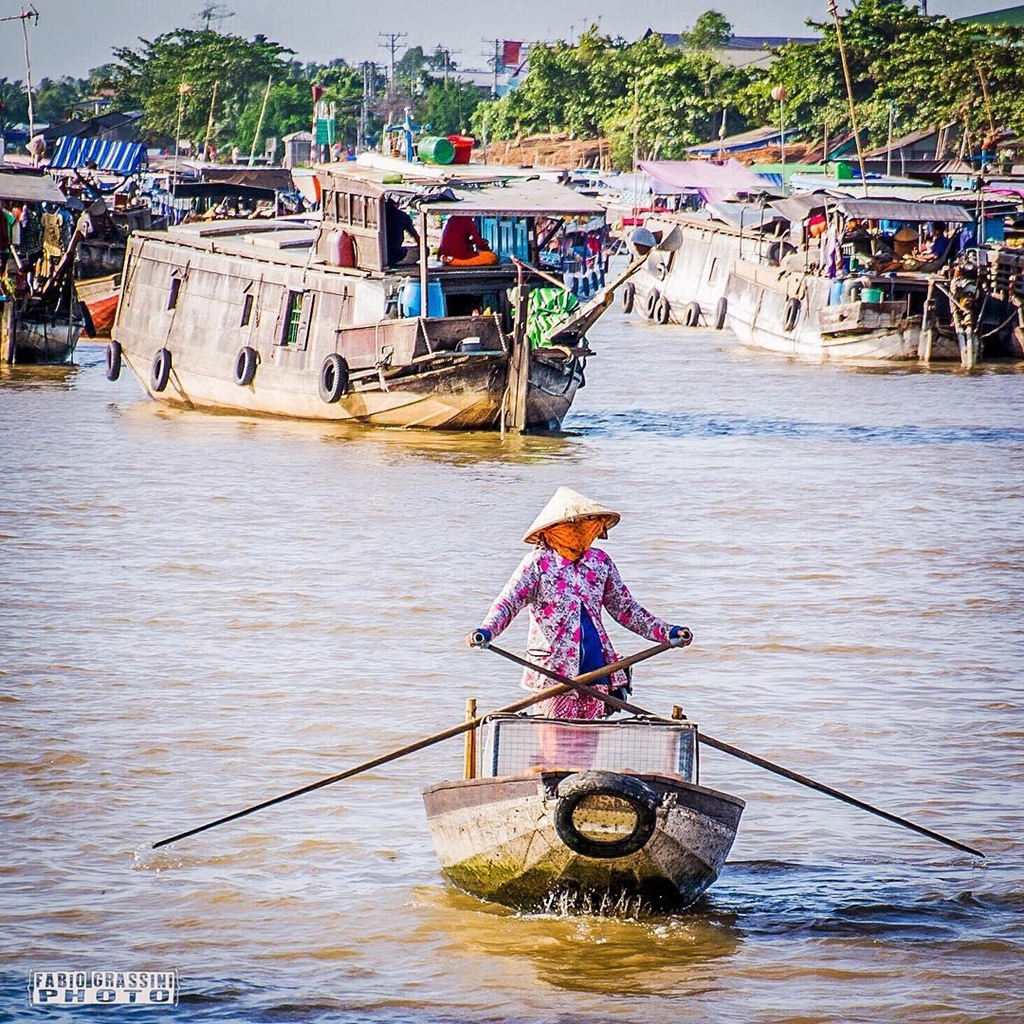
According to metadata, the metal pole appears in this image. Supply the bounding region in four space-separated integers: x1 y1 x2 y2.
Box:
828 0 869 196
248 76 272 168
780 98 786 187
172 80 191 199
21 8 36 141
886 101 894 177
202 80 218 162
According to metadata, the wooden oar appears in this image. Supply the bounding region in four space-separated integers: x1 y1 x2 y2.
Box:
484 643 985 860
152 641 674 849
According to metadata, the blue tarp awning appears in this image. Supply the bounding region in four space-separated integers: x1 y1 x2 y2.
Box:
49 137 147 175
685 125 800 157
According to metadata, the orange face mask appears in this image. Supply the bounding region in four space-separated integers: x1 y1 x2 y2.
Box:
542 518 608 561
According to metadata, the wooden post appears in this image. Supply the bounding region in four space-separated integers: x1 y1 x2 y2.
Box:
248 76 272 168
503 275 530 434
1 299 15 364
918 278 935 362
463 698 478 780
418 209 429 317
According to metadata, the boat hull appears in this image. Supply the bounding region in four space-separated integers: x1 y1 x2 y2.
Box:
628 214 736 327
74 275 121 338
113 229 587 431
1 296 78 365
119 343 582 430
423 770 744 914
726 261 920 361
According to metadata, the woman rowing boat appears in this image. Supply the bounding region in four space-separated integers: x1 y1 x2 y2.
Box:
467 487 691 719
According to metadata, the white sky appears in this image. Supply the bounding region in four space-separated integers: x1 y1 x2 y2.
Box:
0 0 1009 84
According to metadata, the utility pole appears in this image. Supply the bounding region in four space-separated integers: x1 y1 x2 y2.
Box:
484 38 501 99
358 61 377 151
1 6 39 141
434 45 460 84
378 32 406 98
196 4 234 31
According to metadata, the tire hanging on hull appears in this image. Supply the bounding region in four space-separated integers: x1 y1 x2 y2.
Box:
150 348 172 392
318 353 349 403
552 771 660 859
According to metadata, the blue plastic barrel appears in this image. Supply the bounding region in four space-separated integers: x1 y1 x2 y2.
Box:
829 279 846 305
400 280 446 318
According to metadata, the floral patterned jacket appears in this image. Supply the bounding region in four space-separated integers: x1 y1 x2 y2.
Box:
480 544 673 705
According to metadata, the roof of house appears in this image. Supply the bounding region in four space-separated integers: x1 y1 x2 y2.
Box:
956 5 1024 27
646 31 818 48
0 168 67 204
686 125 800 156
42 111 142 143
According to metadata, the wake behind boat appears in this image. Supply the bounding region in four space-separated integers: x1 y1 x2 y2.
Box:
110 162 637 431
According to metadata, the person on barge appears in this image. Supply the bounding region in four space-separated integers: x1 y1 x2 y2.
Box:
467 487 691 720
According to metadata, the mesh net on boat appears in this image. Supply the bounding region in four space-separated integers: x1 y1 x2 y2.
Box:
481 715 696 781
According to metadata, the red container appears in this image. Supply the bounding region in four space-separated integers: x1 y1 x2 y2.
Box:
447 135 475 165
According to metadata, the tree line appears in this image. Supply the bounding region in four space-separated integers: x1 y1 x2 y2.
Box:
1 0 1021 167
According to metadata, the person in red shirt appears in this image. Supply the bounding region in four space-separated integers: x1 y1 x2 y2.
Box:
438 215 498 265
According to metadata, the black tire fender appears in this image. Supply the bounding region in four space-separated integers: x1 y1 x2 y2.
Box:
106 340 122 382
714 296 728 330
784 297 801 332
684 301 701 327
655 295 671 325
150 348 172 392
644 288 660 320
318 353 349 403
233 346 258 386
621 282 635 314
553 771 660 860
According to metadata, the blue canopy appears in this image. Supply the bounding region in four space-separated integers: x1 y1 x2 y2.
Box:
49 137 147 175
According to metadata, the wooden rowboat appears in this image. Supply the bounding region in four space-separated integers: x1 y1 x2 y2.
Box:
423 713 744 915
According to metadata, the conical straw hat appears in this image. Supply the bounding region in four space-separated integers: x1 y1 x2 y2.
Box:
522 486 621 544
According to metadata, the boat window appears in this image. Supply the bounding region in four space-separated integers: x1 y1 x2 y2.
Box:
282 291 304 345
366 199 378 229
279 290 315 349
337 192 350 225
240 292 254 327
167 273 183 310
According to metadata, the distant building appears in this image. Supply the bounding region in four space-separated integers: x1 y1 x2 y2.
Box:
643 31 819 69
282 131 313 169
956 5 1024 28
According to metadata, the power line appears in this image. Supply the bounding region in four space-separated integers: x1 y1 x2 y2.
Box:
378 32 406 96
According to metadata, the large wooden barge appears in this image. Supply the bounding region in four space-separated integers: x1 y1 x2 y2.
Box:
110 163 630 430
625 193 1024 366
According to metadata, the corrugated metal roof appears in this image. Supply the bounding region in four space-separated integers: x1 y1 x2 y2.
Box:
0 169 67 204
833 198 974 223
770 192 832 221
412 179 604 217
49 137 147 175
